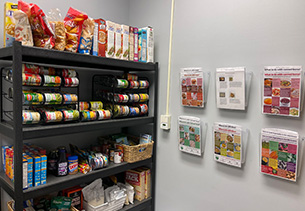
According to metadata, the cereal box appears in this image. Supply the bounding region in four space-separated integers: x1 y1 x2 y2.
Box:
24 155 33 188
23 157 28 190
129 27 135 61
95 19 107 57
3 2 18 47
106 20 115 58
125 169 145 201
5 147 14 181
40 154 47 185
115 23 122 59
134 27 139 61
92 22 98 56
121 24 129 60
2 146 9 172
146 27 154 63
138 28 147 63
32 154 41 187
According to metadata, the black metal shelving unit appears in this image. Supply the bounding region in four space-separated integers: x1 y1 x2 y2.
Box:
0 42 158 211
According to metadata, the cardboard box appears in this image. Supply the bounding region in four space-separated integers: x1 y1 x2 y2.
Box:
121 25 129 60
32 154 41 187
23 157 28 190
24 155 33 188
129 27 135 61
3 2 18 47
40 154 47 185
136 167 151 199
115 23 122 59
95 19 107 57
92 22 98 56
63 186 83 210
134 27 139 61
138 28 147 63
106 20 115 58
146 27 154 63
125 169 145 201
5 147 14 181
2 146 9 172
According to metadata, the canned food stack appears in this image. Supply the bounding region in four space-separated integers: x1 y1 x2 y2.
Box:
78 101 113 121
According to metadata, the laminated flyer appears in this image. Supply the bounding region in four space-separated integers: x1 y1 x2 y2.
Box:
178 116 201 156
261 128 299 182
180 68 204 108
216 67 246 110
263 66 302 117
213 123 242 168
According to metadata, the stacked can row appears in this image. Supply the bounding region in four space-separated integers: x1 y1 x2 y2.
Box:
105 104 148 118
100 91 149 103
116 79 149 89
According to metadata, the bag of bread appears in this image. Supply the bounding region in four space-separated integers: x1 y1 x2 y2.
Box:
13 10 33 46
48 8 65 51
18 0 54 49
78 18 95 54
64 7 88 52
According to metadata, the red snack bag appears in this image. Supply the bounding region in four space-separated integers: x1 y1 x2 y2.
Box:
64 7 88 52
18 0 54 49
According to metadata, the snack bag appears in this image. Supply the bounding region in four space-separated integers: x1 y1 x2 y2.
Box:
18 0 55 49
64 7 88 52
4 2 18 47
78 18 95 54
48 8 66 51
13 10 33 46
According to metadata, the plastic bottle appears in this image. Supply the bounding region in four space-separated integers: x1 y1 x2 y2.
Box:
56 147 68 176
48 150 58 175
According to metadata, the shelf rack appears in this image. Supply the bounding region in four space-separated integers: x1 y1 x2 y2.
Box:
0 42 158 211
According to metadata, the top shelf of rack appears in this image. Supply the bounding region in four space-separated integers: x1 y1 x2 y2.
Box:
0 42 157 72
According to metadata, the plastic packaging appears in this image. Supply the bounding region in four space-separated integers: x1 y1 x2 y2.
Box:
125 183 135 204
82 179 104 206
48 8 66 51
78 18 95 54
13 10 33 46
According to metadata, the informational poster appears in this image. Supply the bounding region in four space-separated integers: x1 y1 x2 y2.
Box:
216 67 246 110
178 116 201 156
213 123 242 168
180 68 204 108
263 66 302 117
261 128 299 182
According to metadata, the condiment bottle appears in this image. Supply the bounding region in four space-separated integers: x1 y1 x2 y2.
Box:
48 150 58 175
56 147 68 176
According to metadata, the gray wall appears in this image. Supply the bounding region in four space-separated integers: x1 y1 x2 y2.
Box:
129 0 305 210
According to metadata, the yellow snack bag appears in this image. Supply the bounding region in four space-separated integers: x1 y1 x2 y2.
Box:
3 2 18 47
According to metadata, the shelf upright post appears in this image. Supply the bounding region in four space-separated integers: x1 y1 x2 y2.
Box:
12 42 24 210
151 63 159 211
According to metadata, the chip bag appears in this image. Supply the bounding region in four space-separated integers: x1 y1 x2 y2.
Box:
48 8 66 51
78 18 95 54
13 10 33 46
64 7 88 52
18 0 54 49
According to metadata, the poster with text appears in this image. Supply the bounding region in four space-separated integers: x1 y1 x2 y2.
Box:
213 122 242 168
263 66 302 117
261 128 299 182
179 116 202 156
180 68 204 108
216 67 246 110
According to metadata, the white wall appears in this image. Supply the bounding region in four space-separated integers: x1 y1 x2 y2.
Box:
129 0 305 210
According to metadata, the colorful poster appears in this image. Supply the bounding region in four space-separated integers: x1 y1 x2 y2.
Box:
213 123 242 168
178 116 201 156
261 128 299 182
216 67 246 110
263 66 302 117
180 68 204 108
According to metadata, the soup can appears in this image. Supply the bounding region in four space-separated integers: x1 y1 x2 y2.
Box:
129 106 140 116
60 109 79 122
22 64 40 74
80 110 97 121
139 93 149 102
62 69 77 77
79 101 90 111
39 66 56 75
22 73 42 86
42 111 63 123
109 148 115 162
129 81 139 89
114 149 123 163
22 91 44 105
64 77 79 87
96 109 112 120
124 73 138 81
139 80 149 89
43 93 63 105
62 93 78 104
139 104 148 115
90 101 103 110
43 75 61 87
22 110 41 124
117 79 129 88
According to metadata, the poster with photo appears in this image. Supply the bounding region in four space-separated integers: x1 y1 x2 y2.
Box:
178 116 201 156
216 67 246 110
263 66 302 117
261 128 299 182
180 68 204 108
213 123 242 168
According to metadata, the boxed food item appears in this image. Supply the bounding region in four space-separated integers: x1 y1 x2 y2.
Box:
125 169 145 201
63 186 83 210
95 19 107 57
106 21 115 58
24 155 33 188
115 23 122 59
2 146 9 172
5 147 13 181
138 28 147 63
40 154 47 185
146 26 154 63
23 157 28 190
129 27 135 61
92 22 98 56
136 167 151 199
121 24 129 60
32 154 41 187
134 27 139 61
3 2 18 47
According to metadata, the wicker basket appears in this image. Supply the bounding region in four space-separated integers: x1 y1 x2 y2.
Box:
7 200 79 211
123 141 154 163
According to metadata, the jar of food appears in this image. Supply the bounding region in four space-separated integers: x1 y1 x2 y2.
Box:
68 155 78 175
